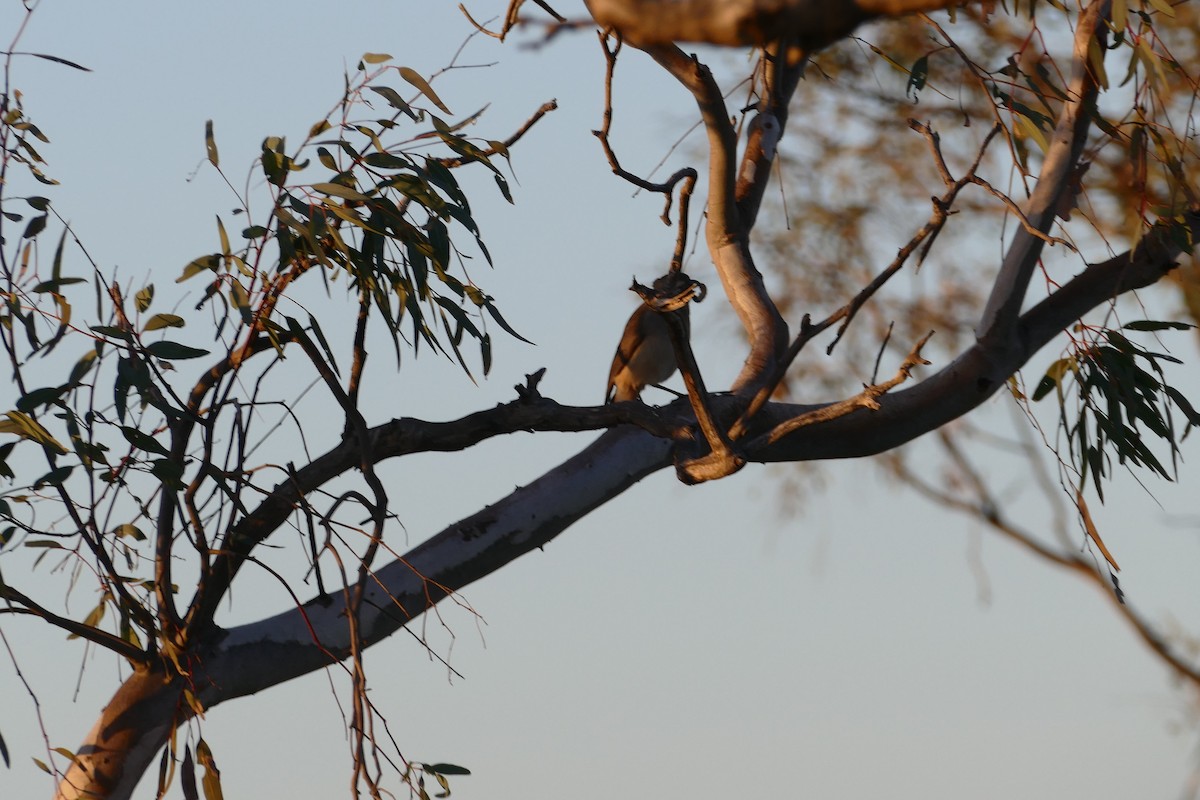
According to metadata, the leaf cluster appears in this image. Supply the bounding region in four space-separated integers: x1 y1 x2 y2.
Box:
1033 321 1200 500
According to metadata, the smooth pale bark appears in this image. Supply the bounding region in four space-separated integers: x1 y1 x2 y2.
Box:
56 428 670 800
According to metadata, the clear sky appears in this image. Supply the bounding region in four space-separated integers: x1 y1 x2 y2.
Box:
2 2 1200 799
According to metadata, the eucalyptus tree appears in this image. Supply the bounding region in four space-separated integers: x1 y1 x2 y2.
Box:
0 1 1197 798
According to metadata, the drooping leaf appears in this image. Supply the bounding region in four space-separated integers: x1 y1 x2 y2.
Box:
25 52 92 71
113 523 146 540
204 119 219 167
196 739 224 800
143 314 185 332
121 425 169 456
67 600 107 639
368 85 417 120
399 67 451 114
181 746 199 800
1123 319 1194 332
906 55 928 101
178 254 220 283
425 763 471 776
483 300 533 344
135 284 154 313
33 464 74 489
16 385 66 413
0 411 67 453
145 341 210 361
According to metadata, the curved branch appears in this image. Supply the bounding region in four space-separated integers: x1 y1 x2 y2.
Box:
753 210 1200 462
0 584 146 663
58 426 671 800
643 44 788 393
977 0 1111 351
187 392 690 627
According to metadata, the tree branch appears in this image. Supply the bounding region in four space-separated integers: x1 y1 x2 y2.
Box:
586 0 968 49
643 44 788 394
976 0 1110 351
0 584 146 663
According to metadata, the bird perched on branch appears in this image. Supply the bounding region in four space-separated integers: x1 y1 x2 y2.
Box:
605 301 688 403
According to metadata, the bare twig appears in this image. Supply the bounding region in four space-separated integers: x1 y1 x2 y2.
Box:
892 431 1200 689
593 33 698 231
436 99 558 169
752 331 934 448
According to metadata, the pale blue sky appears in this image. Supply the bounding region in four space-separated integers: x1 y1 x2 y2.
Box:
2 2 1200 799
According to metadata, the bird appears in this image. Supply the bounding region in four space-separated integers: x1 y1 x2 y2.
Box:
605 301 689 403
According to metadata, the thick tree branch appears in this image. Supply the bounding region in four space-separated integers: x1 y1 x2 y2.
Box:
977 0 1110 352
643 44 788 394
58 426 671 800
586 0 969 49
733 43 806 228
753 210 1200 461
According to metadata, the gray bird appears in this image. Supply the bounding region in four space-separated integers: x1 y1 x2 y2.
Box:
605 302 688 403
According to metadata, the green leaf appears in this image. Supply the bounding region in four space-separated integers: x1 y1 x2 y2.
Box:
121 425 169 456
1163 386 1200 425
494 173 513 204
205 119 219 167
135 284 154 313
151 458 186 490
308 314 340 376
143 313 185 332
16 385 66 413
906 55 928 101
25 51 91 71
182 746 199 800
311 182 370 201
145 341 210 360
114 523 146 540
0 411 68 453
68 348 99 387
1123 319 1194 331
179 254 220 282
425 763 471 776
368 85 417 120
33 464 74 489
89 325 132 340
196 738 224 800
484 300 533 344
22 214 47 239
364 152 412 170
26 196 50 211
399 67 451 114
67 601 106 639
1032 357 1073 401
